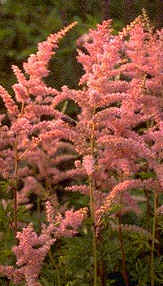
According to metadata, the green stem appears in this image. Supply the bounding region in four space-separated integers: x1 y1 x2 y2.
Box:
117 189 129 286
37 196 41 232
155 195 160 256
144 189 152 232
89 175 97 286
151 192 157 286
62 100 68 114
48 249 61 286
89 116 98 286
118 216 129 286
13 137 18 235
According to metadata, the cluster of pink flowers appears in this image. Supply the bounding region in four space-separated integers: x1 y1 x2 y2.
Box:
0 13 162 285
45 200 88 237
59 17 162 224
0 223 54 286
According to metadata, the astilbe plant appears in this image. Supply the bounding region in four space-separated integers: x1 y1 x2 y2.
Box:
0 11 162 286
0 22 87 286
52 14 163 285
0 20 86 229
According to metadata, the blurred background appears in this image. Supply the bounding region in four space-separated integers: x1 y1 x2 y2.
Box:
0 0 162 93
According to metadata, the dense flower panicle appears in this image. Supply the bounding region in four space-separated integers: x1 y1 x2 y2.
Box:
110 158 135 177
53 85 89 109
45 201 87 237
14 224 54 282
0 224 54 286
0 22 78 206
96 179 143 223
24 104 58 121
153 164 163 189
0 85 19 117
54 208 88 237
77 22 124 97
52 92 69 108
0 265 14 281
45 201 56 224
0 266 24 285
83 155 95 176
65 184 107 210
97 136 155 165
65 184 89 195
11 117 31 136
0 28 90 270
55 19 162 209
77 20 112 78
23 22 77 80
12 65 28 87
12 83 29 103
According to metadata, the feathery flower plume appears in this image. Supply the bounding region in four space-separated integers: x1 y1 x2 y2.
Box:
83 155 95 176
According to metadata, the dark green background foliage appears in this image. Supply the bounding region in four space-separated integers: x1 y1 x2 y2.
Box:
0 0 162 93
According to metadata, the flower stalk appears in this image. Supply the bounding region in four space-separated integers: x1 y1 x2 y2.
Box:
118 215 129 286
151 192 157 286
89 116 97 286
13 136 19 235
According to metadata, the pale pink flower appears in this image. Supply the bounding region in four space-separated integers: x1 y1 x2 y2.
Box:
12 83 29 102
83 155 95 176
74 160 81 168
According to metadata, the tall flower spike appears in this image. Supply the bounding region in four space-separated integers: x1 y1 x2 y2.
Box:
0 85 19 118
23 22 77 79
